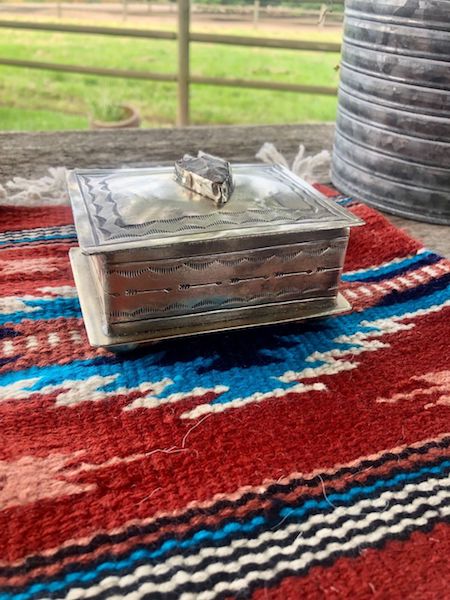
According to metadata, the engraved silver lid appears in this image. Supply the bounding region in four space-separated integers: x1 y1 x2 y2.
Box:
67 163 363 255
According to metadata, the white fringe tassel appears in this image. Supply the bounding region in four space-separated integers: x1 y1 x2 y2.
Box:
0 167 69 206
256 143 331 184
0 145 331 207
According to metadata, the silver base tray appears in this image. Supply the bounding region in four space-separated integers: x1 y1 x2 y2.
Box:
70 248 351 351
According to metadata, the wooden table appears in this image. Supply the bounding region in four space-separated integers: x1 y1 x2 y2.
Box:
1 123 448 256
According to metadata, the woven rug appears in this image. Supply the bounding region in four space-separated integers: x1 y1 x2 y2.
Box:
1 185 450 599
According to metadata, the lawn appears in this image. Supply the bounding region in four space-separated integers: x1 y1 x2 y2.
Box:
0 20 341 130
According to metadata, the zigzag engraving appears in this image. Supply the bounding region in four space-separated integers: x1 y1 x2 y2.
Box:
79 167 327 244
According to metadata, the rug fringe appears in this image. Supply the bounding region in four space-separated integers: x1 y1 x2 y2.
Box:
0 167 70 206
256 143 331 184
0 146 331 207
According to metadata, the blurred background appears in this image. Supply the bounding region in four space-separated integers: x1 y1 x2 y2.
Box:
0 0 343 131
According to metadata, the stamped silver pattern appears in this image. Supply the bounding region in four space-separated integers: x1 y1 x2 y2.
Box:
67 163 363 347
68 164 362 253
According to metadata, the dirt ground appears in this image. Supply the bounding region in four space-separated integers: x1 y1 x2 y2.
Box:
0 2 343 35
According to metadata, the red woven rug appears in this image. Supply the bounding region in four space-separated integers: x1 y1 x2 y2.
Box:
1 186 449 599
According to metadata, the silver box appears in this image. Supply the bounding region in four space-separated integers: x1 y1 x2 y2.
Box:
67 163 362 349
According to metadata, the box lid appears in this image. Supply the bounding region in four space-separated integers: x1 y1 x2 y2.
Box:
67 163 362 255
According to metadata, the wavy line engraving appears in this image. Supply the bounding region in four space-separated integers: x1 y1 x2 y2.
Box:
109 286 338 320
108 241 346 279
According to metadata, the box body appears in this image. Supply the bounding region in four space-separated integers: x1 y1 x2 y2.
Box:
68 164 362 346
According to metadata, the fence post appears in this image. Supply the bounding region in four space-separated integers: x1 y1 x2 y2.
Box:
318 4 328 27
177 0 190 127
253 0 260 27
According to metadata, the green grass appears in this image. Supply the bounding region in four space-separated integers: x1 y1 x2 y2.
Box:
0 106 87 130
0 23 341 130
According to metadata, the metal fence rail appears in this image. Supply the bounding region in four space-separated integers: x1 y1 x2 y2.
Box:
0 19 341 52
0 0 341 126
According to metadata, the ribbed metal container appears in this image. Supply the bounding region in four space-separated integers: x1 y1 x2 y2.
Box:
331 0 450 224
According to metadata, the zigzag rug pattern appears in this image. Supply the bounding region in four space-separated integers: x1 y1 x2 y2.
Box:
0 185 449 599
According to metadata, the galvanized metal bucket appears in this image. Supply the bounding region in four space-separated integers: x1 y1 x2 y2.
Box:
331 0 450 224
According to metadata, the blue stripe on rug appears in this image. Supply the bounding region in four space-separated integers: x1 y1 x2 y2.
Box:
342 251 439 283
